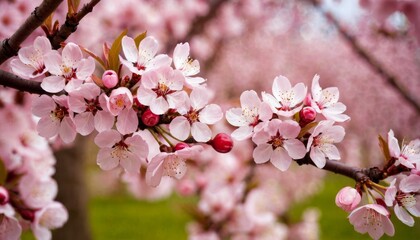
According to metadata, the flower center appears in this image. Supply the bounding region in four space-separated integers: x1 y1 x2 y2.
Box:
268 132 284 149
186 109 199 123
51 106 68 121
398 193 416 208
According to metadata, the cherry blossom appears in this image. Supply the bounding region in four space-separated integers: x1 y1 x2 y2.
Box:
173 42 206 87
262 75 306 117
94 130 148 173
146 145 203 187
388 129 420 169
252 119 306 171
0 204 21 240
10 36 51 79
68 83 114 135
120 36 171 75
169 87 223 142
335 186 361 212
105 87 138 135
31 202 68 240
137 66 187 115
385 175 420 226
226 90 272 141
348 204 395 240
307 120 345 168
310 74 350 122
198 184 239 222
18 174 58 209
32 95 77 143
41 42 95 93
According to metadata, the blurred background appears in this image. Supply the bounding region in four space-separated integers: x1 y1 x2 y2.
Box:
1 0 420 239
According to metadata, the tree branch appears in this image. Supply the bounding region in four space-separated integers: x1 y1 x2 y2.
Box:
50 0 101 49
304 0 420 114
0 70 63 95
0 0 64 65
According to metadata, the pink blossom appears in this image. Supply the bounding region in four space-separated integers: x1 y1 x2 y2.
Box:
385 175 420 226
198 184 238 222
0 204 21 240
94 130 148 173
68 83 114 135
41 42 95 93
31 202 68 240
32 95 77 144
18 175 57 209
10 36 51 79
307 120 345 168
173 42 206 87
348 204 395 240
310 74 350 122
388 129 420 169
226 90 272 141
146 145 203 187
137 66 187 115
262 75 306 117
120 36 171 75
252 119 306 171
335 186 361 212
0 186 9 205
169 87 222 142
105 87 138 135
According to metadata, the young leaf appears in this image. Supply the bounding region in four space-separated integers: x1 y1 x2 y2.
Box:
298 122 318 139
378 135 391 162
108 30 128 72
78 45 106 70
134 31 147 47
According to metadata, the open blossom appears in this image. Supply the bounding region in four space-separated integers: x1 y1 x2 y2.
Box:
388 129 420 169
32 95 77 143
94 130 148 174
262 75 306 117
120 36 171 75
41 42 95 93
226 90 272 141
198 185 238 222
335 186 361 212
310 74 350 122
146 145 203 187
252 119 306 171
68 83 114 135
173 42 206 87
31 202 68 240
137 66 187 115
169 87 223 142
18 175 58 209
385 175 420 226
105 87 138 135
348 204 394 240
0 204 22 240
306 120 345 168
10 36 51 79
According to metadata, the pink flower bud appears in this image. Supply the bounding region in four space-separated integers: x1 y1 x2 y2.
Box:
141 109 160 127
102 70 119 89
211 133 233 153
299 106 317 125
0 186 9 205
335 186 361 212
303 93 313 106
174 142 189 151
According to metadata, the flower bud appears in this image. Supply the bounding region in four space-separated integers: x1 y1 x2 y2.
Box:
210 133 233 153
102 70 119 89
0 186 9 205
174 142 189 151
299 106 316 125
141 109 160 127
335 186 361 212
19 209 35 222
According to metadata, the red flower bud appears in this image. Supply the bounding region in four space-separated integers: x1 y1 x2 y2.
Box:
211 133 233 153
19 209 35 222
174 142 189 151
102 70 119 89
142 109 160 127
299 106 316 125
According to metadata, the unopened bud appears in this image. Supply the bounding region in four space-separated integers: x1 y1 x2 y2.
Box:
335 187 361 212
141 109 160 127
102 70 119 89
210 133 233 153
299 106 317 125
19 209 35 222
0 186 9 205
174 142 189 151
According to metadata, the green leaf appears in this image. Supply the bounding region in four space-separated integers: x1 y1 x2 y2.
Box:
0 158 7 185
108 29 128 72
134 31 147 47
298 122 318 139
378 135 391 162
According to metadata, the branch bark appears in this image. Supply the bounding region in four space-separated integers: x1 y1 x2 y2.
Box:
0 0 64 65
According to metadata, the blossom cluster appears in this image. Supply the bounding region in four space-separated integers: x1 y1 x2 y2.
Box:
0 88 68 240
335 131 420 240
10 34 231 192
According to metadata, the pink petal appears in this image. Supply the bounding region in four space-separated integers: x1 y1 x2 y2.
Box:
226 108 246 127
199 104 222 124
278 120 300 139
283 139 306 159
400 174 420 193
146 154 166 187
261 92 280 113
120 151 141 173
75 57 95 80
64 79 84 93
138 36 159 64
394 205 414 226
59 117 76 143
10 59 36 78
97 148 119 171
68 95 87 113
62 42 82 67
74 112 95 136
272 76 292 97
34 36 51 53
182 59 200 76
291 83 307 106
190 87 210 110
185 77 206 86
191 122 212 142
126 135 149 160
173 42 189 70
137 86 157 106
146 54 172 71
150 96 169 115
94 111 115 132
253 144 272 164
37 116 60 138
0 216 22 240
258 102 273 122
43 51 62 75
388 130 401 157
169 116 190 141
320 87 339 106
240 90 261 109
310 147 326 168
32 95 55 117
311 74 322 101
271 147 292 171
116 108 138 135
122 36 139 63
94 129 121 148
231 126 254 141
41 76 66 93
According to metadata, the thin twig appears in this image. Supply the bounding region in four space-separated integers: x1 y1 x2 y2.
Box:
0 0 64 65
0 70 64 95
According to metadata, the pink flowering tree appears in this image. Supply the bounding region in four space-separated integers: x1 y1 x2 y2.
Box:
0 0 420 240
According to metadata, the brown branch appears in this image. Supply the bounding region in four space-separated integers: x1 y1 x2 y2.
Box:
0 0 64 65
50 0 101 49
304 0 420 114
0 70 64 95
